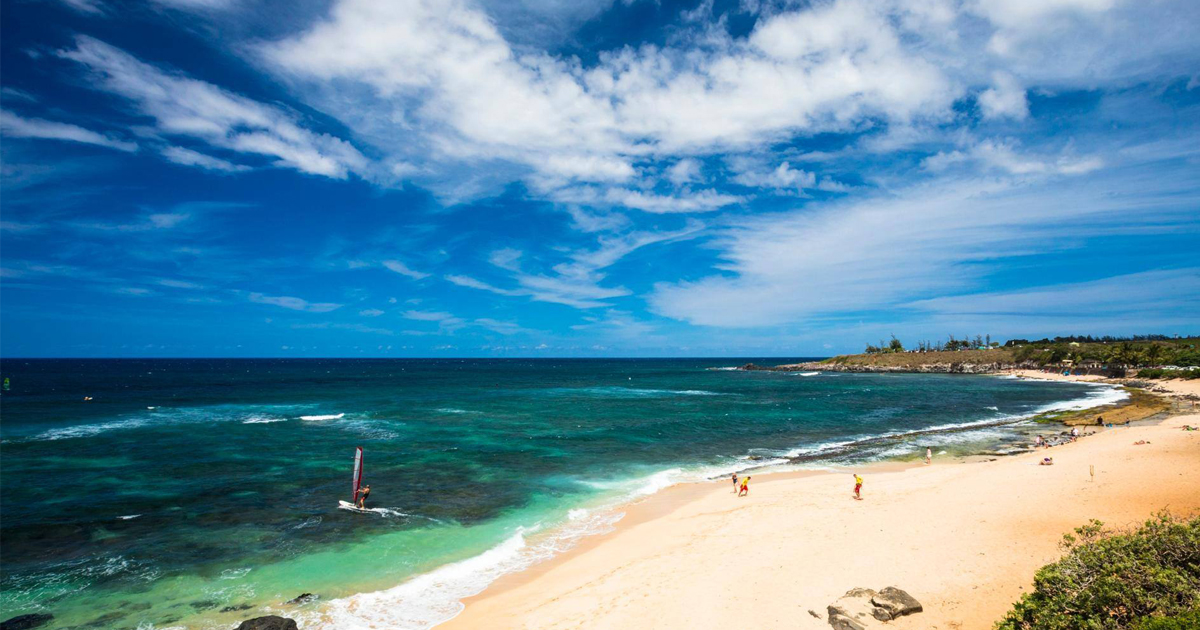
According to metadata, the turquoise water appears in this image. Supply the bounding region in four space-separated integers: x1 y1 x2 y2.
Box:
0 359 1121 629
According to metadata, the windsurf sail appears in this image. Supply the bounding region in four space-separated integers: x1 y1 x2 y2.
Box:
351 447 363 502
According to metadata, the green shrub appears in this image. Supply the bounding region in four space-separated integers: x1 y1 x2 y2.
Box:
995 513 1200 630
1131 608 1200 630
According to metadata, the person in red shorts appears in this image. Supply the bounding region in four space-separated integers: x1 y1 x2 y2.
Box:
738 476 750 497
853 474 863 500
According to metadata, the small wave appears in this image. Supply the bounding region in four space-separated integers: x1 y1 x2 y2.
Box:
553 386 725 398
293 516 323 530
300 413 345 421
243 417 287 424
795 372 820 377
33 418 149 441
118 514 141 520
986 406 999 411
220 568 251 580
303 509 621 630
435 408 478 415
706 366 740 371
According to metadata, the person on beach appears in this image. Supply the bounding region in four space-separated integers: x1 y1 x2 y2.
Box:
732 473 739 493
853 474 863 500
356 484 371 508
925 447 932 465
1035 435 1045 448
738 476 750 497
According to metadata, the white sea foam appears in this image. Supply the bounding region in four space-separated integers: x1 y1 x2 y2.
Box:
553 386 725 398
706 366 740 371
797 372 820 376
118 514 141 520
34 418 149 441
303 506 623 630
435 408 477 415
299 413 345 421
243 417 287 424
986 406 999 411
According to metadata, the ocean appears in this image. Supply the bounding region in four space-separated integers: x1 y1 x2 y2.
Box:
0 359 1125 629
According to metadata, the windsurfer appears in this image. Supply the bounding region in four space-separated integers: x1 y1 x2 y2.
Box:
356 484 370 509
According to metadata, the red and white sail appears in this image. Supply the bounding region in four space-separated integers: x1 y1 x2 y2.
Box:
351 446 363 502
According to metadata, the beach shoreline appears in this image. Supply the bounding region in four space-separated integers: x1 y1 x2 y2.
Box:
438 377 1200 630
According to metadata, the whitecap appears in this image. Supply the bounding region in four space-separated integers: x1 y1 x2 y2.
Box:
243 417 287 424
300 413 345 421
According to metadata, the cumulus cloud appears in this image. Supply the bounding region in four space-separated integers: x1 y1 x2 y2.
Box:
1 110 136 151
59 36 368 178
256 0 963 201
978 72 1029 120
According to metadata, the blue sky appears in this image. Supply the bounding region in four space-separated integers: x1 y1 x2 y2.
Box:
1 0 1198 357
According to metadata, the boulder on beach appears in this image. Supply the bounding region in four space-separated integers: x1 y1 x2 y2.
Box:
0 615 53 630
827 586 922 629
235 616 299 630
871 587 923 619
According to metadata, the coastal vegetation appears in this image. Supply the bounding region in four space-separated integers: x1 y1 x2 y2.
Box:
831 335 1200 373
995 512 1200 630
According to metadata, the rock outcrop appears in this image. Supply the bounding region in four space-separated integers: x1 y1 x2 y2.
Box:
286 593 318 605
827 587 922 629
0 614 53 630
236 616 299 630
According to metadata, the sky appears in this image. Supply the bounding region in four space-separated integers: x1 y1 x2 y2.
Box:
1 0 1198 358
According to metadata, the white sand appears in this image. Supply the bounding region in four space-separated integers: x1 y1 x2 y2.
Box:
441 412 1200 630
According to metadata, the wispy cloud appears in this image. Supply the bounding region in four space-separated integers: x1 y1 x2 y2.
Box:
161 146 248 172
650 158 1200 327
248 293 342 313
382 260 430 280
1 110 136 152
59 36 367 178
447 221 705 309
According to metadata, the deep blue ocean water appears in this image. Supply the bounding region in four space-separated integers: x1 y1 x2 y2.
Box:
0 359 1120 629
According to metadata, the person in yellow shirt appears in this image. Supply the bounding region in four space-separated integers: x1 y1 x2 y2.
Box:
738 475 750 497
853 474 863 500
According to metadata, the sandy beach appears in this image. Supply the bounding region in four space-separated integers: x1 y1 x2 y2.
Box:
442 383 1200 630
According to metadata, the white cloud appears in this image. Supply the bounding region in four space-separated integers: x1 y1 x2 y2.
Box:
666 159 702 185
151 0 235 10
908 268 1200 317
649 161 1196 327
256 0 959 201
923 140 1103 176
732 160 816 191
448 221 705 308
978 72 1029 120
59 36 368 178
402 309 455 321
157 278 205 289
58 0 104 14
359 308 384 316
248 293 342 312
601 188 742 213
382 259 430 279
1 110 136 151
161 146 248 172
473 318 531 335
